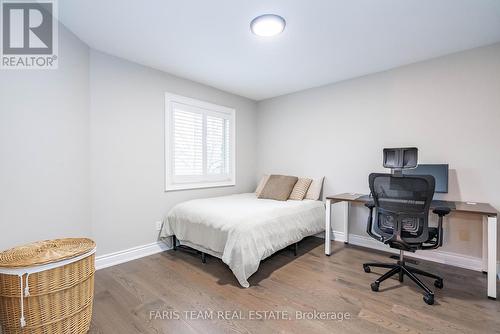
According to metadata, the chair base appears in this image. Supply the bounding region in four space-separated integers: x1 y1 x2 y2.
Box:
363 255 443 305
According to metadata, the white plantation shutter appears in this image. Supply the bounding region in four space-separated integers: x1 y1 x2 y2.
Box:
206 115 227 175
172 106 203 176
165 93 235 191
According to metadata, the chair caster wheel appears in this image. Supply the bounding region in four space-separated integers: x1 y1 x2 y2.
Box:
423 294 434 305
370 282 379 292
434 279 443 289
363 265 371 273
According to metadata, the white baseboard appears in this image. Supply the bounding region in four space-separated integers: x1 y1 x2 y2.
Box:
96 235 500 280
346 233 483 271
315 231 347 242
324 231 499 278
95 240 171 270
331 230 346 242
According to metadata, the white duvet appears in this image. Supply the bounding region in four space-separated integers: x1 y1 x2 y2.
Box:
161 193 325 288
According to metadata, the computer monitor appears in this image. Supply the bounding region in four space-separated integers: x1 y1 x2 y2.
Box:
403 164 449 193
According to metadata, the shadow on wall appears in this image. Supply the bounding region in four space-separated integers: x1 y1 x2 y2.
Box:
444 169 460 201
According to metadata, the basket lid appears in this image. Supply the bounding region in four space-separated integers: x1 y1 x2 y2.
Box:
0 238 96 268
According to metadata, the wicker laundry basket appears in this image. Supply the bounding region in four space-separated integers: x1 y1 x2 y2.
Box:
0 238 96 334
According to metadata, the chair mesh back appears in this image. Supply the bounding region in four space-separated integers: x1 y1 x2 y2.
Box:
369 173 435 243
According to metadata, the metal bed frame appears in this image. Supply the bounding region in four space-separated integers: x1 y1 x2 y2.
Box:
171 235 299 264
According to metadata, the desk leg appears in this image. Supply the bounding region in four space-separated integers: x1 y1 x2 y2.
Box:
325 199 332 256
343 201 349 244
482 217 488 273
487 216 497 300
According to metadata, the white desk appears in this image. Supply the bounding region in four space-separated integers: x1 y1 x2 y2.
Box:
324 193 498 300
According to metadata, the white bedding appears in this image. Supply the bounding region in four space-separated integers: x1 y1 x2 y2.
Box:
161 193 325 288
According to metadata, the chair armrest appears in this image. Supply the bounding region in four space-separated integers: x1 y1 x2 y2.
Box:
365 202 384 242
432 207 451 217
422 207 450 250
365 202 375 209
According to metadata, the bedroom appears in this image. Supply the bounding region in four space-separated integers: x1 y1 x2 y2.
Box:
0 0 499 333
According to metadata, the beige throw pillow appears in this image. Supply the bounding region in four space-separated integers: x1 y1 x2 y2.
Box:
289 178 313 200
255 174 270 196
305 177 325 200
258 175 298 201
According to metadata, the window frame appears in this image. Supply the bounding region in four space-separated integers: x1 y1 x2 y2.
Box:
165 92 236 191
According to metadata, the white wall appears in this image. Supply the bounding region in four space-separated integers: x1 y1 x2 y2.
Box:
0 33 257 256
2 22 498 264
0 24 91 250
257 43 500 259
89 50 258 255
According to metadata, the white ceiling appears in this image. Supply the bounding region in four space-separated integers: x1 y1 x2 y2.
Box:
59 0 500 101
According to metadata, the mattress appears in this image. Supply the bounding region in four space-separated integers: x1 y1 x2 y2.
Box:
161 193 325 288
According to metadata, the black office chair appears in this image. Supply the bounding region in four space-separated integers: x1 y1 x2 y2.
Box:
362 173 451 305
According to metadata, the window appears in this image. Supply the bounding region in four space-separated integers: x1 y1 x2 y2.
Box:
165 93 235 191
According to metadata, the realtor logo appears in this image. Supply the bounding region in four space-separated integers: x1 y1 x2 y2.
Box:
1 0 58 69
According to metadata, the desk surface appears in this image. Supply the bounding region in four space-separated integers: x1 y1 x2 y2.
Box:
326 193 498 217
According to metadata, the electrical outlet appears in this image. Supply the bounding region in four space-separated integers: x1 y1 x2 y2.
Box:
155 221 163 231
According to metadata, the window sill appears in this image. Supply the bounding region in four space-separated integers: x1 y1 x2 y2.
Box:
165 181 235 192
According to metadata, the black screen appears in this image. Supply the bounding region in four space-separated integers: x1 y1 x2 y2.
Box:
403 164 449 193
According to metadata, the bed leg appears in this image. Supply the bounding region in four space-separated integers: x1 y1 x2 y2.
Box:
172 235 177 251
201 252 206 264
294 242 298 256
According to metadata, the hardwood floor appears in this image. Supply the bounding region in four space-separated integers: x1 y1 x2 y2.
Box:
89 237 500 334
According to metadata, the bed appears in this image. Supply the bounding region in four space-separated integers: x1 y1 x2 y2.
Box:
160 192 325 288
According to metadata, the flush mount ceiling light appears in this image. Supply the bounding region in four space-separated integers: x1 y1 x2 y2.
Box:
250 14 286 37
